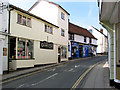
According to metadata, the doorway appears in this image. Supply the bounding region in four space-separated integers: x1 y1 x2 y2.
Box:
58 46 61 63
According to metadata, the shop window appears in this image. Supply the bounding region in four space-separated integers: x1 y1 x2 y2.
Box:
84 36 86 42
61 12 65 20
68 45 70 51
10 37 16 59
18 38 26 59
61 46 67 58
61 29 65 36
18 38 34 59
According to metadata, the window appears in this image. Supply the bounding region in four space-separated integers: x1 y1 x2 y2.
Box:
45 25 47 32
18 14 22 24
68 45 70 51
18 38 34 59
69 34 74 40
17 14 31 27
89 38 91 43
61 29 65 36
61 46 67 58
44 24 53 34
22 16 26 25
50 27 53 34
84 36 86 42
27 18 31 27
61 12 65 20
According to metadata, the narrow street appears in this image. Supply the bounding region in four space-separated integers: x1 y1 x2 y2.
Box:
2 56 107 89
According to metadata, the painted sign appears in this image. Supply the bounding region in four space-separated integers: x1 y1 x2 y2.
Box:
40 41 54 50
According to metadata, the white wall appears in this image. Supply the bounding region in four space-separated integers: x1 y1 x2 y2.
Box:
30 0 58 26
74 35 84 43
88 26 108 54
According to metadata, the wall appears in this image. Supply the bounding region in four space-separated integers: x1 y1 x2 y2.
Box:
88 26 108 54
10 9 68 66
30 0 58 26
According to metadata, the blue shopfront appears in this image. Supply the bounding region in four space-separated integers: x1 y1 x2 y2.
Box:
71 42 97 58
71 42 83 58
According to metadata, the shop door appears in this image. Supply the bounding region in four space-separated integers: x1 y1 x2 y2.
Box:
79 46 83 57
58 46 61 63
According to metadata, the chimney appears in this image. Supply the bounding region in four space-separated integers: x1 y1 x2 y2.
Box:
100 29 103 34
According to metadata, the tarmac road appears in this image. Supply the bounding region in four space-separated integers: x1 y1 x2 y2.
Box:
2 56 107 89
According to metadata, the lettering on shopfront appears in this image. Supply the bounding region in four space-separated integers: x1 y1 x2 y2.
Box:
40 41 54 50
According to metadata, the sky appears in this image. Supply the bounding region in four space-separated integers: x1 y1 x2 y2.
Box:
9 0 107 35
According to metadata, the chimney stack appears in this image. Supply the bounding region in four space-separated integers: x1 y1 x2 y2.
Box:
100 28 103 34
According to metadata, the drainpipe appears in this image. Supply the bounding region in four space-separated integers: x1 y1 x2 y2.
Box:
7 6 14 73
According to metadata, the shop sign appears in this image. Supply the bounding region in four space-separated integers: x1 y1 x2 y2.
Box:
40 41 54 50
3 48 7 56
79 43 83 46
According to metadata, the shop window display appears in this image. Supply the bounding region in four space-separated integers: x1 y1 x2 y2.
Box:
61 46 67 59
18 38 33 59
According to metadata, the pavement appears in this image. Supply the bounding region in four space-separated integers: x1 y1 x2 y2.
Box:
1 56 116 89
83 60 114 88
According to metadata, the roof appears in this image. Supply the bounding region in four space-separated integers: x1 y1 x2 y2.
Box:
91 26 108 38
28 0 70 15
69 23 97 40
9 4 59 28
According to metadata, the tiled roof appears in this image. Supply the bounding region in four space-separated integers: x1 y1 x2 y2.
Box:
69 23 97 40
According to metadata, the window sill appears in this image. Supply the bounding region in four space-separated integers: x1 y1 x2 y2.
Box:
9 58 35 60
45 31 53 35
17 22 32 28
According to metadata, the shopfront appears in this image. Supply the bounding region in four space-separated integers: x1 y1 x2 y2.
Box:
71 42 79 58
9 36 35 70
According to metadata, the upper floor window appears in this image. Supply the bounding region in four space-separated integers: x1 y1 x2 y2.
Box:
89 38 91 43
17 14 31 27
18 14 22 24
69 34 74 40
61 29 65 36
27 18 31 27
22 16 26 25
44 24 53 34
84 36 86 42
61 12 65 20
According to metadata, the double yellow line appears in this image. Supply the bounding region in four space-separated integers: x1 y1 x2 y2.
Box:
71 61 102 89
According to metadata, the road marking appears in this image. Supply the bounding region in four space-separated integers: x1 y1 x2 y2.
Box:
0 65 63 85
47 68 56 72
68 68 74 72
31 73 58 86
75 65 80 68
71 61 102 89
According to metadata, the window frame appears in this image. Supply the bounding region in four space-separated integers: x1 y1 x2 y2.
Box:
61 29 65 37
61 12 65 20
17 13 31 27
84 36 86 42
